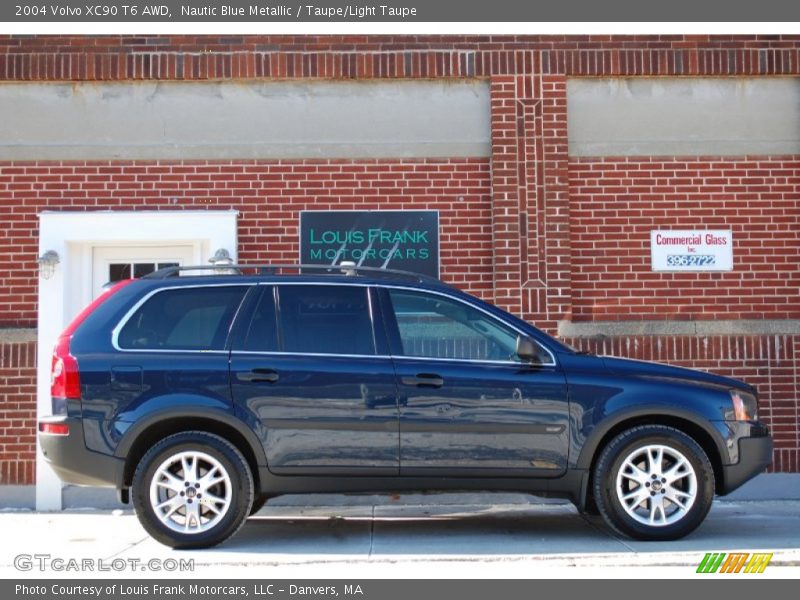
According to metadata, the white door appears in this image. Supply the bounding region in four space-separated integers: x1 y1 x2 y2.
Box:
92 245 195 299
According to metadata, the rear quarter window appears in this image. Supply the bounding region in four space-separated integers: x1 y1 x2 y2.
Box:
116 286 248 351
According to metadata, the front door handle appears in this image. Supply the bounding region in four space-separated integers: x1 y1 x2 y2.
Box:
237 368 279 383
401 373 444 388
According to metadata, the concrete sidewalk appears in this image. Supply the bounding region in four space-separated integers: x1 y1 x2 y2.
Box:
1 474 799 578
0 499 798 578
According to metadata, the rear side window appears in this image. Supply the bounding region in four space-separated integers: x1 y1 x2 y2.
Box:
277 285 375 355
117 286 248 350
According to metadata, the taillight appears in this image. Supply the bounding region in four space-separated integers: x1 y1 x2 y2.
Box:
39 421 69 436
50 278 135 401
51 334 81 399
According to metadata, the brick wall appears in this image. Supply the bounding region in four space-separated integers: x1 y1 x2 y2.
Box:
0 35 798 481
569 157 800 322
0 159 492 328
0 341 36 484
2 35 800 80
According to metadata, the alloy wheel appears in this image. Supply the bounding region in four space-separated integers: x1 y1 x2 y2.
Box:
614 443 698 527
148 450 233 534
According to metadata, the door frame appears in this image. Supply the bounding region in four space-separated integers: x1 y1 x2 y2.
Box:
36 210 238 510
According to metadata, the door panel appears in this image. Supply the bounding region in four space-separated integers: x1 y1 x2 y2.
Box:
394 358 569 475
231 353 399 474
381 288 570 476
229 285 399 475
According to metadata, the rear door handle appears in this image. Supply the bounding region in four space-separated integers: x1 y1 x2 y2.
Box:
237 368 279 383
401 373 444 388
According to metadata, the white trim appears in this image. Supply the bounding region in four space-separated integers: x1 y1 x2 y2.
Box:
35 210 238 511
230 350 545 369
232 350 393 360
390 355 548 368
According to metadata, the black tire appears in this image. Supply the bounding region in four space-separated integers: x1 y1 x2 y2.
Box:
132 431 254 549
593 425 714 540
249 494 269 516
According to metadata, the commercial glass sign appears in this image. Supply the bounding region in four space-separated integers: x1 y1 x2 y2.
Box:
300 210 440 277
651 230 733 271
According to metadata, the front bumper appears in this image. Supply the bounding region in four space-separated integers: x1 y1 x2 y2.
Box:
39 416 123 488
720 434 773 495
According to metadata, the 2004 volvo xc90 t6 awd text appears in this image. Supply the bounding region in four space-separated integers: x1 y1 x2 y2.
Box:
39 264 772 548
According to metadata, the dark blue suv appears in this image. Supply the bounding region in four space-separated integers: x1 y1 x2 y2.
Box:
39 265 772 548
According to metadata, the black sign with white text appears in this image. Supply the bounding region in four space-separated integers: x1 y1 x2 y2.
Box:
299 210 439 278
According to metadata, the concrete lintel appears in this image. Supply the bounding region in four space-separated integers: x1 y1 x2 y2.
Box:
2 141 492 161
558 319 800 338
0 80 491 161
0 328 37 343
567 77 800 157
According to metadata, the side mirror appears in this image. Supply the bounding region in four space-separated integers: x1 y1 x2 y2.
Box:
516 335 542 364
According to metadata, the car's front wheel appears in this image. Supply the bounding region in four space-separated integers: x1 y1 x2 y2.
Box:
132 431 253 549
593 425 714 540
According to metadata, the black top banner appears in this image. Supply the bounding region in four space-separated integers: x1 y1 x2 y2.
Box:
4 0 800 22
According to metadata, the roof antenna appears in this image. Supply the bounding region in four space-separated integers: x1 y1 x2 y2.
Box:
339 261 357 276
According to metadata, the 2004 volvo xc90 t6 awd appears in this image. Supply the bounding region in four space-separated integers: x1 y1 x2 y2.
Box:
39 265 772 548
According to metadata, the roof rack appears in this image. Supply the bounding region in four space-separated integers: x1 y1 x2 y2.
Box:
141 263 447 287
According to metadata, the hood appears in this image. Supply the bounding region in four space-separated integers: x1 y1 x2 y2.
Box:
600 355 755 394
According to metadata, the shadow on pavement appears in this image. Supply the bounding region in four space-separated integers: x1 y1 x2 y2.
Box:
209 500 800 556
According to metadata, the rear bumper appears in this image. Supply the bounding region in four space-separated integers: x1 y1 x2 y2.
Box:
720 434 773 495
38 416 123 488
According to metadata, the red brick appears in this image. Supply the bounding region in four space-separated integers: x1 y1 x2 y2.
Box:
569 157 800 323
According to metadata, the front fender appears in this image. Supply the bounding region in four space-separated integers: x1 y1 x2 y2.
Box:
574 404 731 470
561 354 736 469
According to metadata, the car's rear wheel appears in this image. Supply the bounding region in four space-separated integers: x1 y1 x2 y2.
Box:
593 425 714 540
132 431 253 549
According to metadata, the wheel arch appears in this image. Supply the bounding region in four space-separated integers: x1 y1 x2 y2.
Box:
577 409 727 499
116 409 267 492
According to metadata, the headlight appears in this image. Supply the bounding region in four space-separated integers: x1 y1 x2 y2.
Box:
730 390 758 421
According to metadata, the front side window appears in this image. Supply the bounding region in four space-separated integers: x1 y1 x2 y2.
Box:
387 290 521 362
117 286 248 350
277 285 375 355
